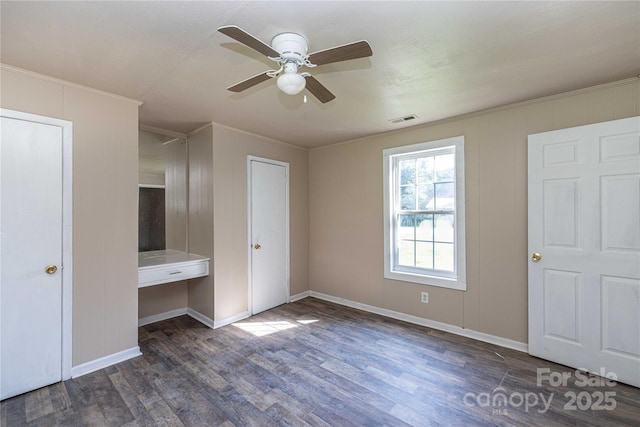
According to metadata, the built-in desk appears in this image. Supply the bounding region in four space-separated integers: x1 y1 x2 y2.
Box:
138 250 210 288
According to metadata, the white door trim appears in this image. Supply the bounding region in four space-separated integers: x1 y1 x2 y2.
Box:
1 108 73 381
246 155 290 315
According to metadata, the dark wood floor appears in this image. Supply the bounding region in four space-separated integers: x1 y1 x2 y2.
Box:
2 297 639 426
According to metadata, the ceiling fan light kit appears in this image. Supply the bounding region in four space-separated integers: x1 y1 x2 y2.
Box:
277 62 306 95
218 25 372 103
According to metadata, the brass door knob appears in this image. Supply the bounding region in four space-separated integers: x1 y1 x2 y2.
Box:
45 265 58 274
531 253 542 262
254 244 261 250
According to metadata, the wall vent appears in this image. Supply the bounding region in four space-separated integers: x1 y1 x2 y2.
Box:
389 114 418 124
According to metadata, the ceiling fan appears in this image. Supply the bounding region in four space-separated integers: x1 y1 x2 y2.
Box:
218 25 373 103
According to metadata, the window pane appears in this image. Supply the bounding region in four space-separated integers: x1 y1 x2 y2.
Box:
415 214 433 241
400 185 415 210
398 214 415 240
416 241 433 269
416 183 434 210
399 159 415 185
398 240 415 267
434 242 454 272
416 157 434 185
434 182 455 210
434 214 454 243
435 153 455 182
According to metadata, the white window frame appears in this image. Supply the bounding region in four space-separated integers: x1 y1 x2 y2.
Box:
383 136 466 290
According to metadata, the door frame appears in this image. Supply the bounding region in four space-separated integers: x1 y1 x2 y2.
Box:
246 155 290 315
1 108 73 381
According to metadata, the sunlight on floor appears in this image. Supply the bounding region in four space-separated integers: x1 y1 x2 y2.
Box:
233 319 319 336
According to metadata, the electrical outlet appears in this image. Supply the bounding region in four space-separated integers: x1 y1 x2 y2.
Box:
421 291 429 303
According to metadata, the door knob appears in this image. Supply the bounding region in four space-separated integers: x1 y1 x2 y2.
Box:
254 244 261 250
45 265 58 274
531 253 542 262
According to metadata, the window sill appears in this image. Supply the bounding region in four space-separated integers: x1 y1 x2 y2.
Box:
384 269 466 291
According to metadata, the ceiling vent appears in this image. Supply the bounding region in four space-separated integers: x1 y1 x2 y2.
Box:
389 114 418 124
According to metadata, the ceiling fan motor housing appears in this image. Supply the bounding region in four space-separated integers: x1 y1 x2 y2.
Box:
271 33 308 63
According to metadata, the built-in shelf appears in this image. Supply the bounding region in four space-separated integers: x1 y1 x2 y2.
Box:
138 249 209 288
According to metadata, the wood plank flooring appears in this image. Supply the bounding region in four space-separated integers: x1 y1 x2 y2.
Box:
2 297 639 426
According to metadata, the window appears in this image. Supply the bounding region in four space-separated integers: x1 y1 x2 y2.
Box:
383 136 466 290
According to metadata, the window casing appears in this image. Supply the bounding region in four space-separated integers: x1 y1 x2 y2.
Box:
383 136 466 290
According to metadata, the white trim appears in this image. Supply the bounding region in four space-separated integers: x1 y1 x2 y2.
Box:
138 183 165 189
137 306 250 330
139 124 187 139
306 291 528 353
290 291 311 302
383 136 466 290
138 307 243 330
247 156 291 315
138 308 188 327
186 308 215 329
138 306 241 329
212 122 307 152
71 346 141 378
187 122 213 138
213 311 251 329
0 108 74 381
1 64 143 106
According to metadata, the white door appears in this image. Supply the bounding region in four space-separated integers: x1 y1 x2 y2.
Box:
248 157 289 314
528 116 640 388
1 110 72 400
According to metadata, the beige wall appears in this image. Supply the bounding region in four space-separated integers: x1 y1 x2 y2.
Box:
1 66 140 365
138 282 188 318
165 139 188 252
138 133 188 320
140 123 310 323
138 130 165 186
187 125 216 319
210 124 309 321
309 78 639 344
181 124 310 322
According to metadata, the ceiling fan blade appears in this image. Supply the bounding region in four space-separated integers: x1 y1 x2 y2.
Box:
227 72 272 92
308 40 372 66
218 25 280 58
304 76 336 103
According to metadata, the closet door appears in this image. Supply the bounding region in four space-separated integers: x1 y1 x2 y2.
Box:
248 157 289 315
1 111 71 400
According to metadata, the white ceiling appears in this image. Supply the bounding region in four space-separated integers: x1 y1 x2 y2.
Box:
2 1 639 148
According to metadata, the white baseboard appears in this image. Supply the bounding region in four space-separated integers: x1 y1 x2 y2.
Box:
186 307 250 329
138 307 250 330
71 346 142 378
187 307 251 329
213 310 250 329
307 291 528 353
138 307 213 329
135 292 527 353
138 308 188 327
290 290 311 302
186 308 215 328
